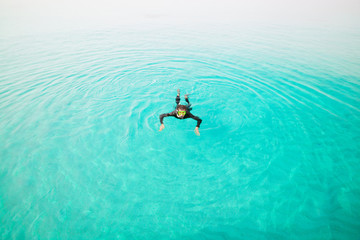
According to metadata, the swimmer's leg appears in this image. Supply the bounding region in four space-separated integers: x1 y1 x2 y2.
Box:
174 89 180 109
184 94 192 110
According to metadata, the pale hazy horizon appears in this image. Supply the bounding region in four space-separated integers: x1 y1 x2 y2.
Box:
1 0 360 35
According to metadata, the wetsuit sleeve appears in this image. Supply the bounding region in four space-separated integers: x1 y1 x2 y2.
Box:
187 113 202 128
159 111 176 124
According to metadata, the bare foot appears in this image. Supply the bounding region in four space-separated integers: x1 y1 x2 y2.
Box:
184 94 190 100
177 89 180 96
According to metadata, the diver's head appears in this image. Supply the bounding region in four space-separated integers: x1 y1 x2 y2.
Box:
176 105 187 118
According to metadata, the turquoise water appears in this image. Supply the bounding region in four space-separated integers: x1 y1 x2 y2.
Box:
1 24 360 239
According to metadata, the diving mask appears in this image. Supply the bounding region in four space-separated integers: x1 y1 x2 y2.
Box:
177 110 186 117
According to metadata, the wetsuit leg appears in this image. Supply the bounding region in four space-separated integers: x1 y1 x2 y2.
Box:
175 95 180 105
185 96 192 110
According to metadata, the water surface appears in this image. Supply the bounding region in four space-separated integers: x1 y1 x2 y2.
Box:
1 24 360 239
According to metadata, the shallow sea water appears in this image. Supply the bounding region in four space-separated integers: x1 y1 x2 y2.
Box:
1 24 360 239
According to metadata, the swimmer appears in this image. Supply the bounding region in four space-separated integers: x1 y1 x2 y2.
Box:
159 89 202 136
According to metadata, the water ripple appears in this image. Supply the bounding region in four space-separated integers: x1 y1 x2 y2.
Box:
1 26 360 239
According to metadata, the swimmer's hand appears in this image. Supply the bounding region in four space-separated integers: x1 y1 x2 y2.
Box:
159 124 165 131
194 127 200 136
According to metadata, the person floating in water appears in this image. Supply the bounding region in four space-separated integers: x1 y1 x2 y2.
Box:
159 89 202 136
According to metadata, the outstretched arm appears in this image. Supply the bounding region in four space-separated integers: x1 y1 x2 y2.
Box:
187 113 202 136
159 111 176 131
159 113 170 125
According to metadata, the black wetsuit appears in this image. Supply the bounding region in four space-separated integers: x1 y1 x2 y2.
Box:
159 95 202 128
